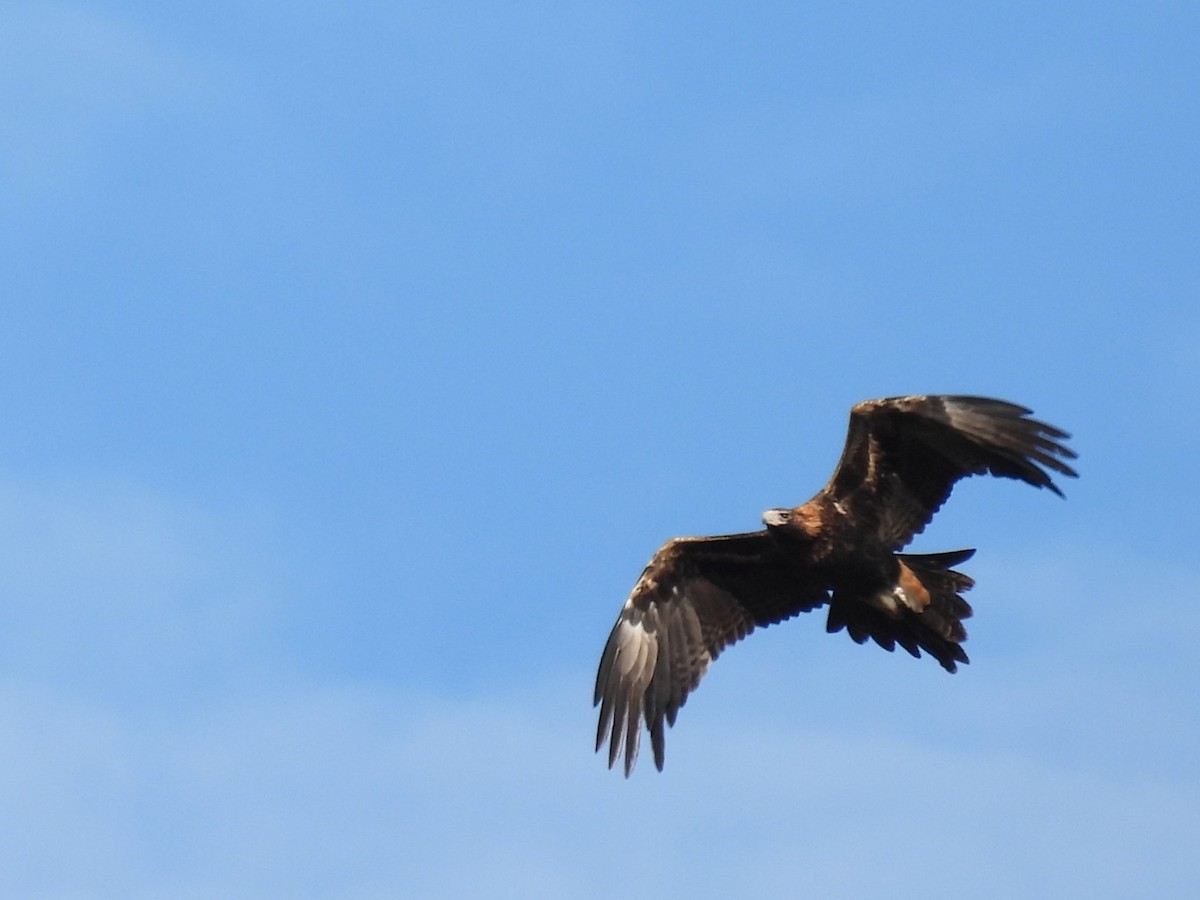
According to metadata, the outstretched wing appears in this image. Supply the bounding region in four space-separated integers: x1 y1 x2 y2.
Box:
823 395 1078 549
594 532 828 776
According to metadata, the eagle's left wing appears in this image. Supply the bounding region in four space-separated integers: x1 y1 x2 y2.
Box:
594 532 828 776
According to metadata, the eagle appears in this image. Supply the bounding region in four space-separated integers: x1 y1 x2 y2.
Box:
594 395 1077 776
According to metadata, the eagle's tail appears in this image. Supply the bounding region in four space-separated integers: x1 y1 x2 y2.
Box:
897 549 975 671
827 549 976 672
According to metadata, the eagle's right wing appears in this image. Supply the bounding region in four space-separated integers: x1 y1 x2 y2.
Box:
822 395 1077 549
594 533 828 776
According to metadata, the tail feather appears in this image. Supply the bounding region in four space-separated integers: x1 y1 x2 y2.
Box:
826 549 976 672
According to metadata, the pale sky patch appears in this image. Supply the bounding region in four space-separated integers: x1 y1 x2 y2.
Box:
0 2 211 196
0 477 285 704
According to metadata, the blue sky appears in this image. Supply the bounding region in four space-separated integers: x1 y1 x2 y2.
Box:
1 2 1198 896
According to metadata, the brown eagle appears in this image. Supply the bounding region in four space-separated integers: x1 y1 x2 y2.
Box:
594 395 1077 775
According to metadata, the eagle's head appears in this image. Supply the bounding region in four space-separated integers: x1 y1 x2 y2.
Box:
762 508 792 528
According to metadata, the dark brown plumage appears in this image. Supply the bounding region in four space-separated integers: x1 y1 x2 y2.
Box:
594 395 1077 776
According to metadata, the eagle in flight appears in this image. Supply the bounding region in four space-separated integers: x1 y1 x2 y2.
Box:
594 395 1077 776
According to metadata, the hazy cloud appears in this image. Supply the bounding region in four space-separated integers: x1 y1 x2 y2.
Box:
0 477 284 704
0 665 1194 898
0 485 1192 898
0 2 210 195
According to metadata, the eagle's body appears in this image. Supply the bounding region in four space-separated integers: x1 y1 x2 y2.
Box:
594 395 1077 775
